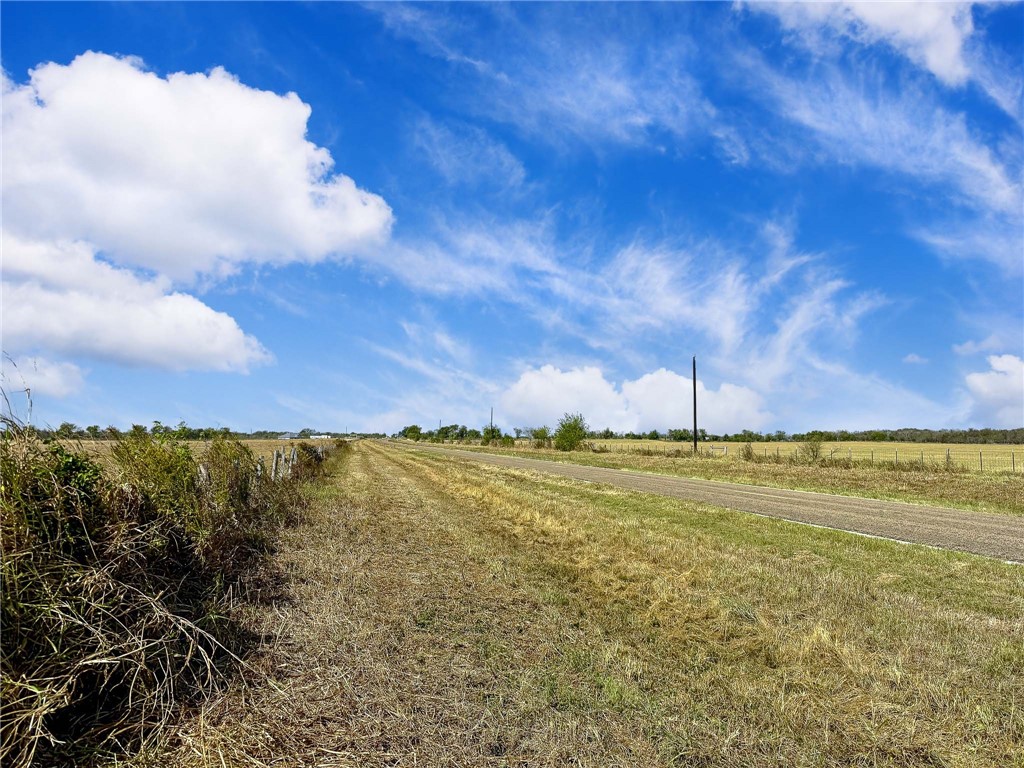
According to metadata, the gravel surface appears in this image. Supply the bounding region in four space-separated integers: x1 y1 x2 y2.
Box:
402 444 1024 563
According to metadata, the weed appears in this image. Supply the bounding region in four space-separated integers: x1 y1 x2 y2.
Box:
0 421 332 766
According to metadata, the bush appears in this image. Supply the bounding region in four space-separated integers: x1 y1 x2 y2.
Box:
740 442 756 461
0 424 327 766
798 436 825 463
531 426 552 449
554 413 589 452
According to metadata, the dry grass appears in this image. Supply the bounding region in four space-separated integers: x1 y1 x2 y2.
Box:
1 428 335 767
448 442 1024 516
138 441 1023 767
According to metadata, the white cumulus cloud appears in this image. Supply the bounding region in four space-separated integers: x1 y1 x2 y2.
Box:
499 364 769 434
2 235 271 372
2 51 392 282
964 354 1024 427
1 51 391 392
0 356 85 399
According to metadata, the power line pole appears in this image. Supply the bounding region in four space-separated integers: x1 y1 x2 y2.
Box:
490 407 494 433
692 355 698 455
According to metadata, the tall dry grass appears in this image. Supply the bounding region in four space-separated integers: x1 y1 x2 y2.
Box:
0 421 336 766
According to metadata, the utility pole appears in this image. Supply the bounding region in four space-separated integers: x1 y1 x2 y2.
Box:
692 356 698 455
490 407 494 433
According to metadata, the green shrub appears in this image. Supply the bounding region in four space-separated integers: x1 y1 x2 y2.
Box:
554 413 589 452
531 426 552 449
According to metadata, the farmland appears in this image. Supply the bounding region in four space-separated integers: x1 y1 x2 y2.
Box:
136 440 1023 767
589 439 1024 473
441 440 1024 517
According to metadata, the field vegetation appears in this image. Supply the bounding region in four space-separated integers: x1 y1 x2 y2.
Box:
439 440 1024 516
0 422 340 766
134 441 1023 767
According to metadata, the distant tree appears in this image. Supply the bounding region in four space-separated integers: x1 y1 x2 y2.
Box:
85 425 101 439
554 413 589 452
56 422 79 439
129 424 148 438
481 425 503 443
646 429 660 441
399 425 423 441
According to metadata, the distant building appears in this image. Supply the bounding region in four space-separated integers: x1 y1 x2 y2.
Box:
278 432 298 440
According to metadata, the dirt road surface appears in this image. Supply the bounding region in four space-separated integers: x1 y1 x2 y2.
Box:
400 444 1024 562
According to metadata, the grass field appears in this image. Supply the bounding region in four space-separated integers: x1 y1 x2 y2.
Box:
137 441 1023 767
587 440 1023 473
448 441 1024 517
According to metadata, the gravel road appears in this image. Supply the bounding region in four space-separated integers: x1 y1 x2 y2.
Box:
402 444 1024 562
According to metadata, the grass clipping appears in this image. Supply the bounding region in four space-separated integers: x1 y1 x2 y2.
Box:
0 423 333 766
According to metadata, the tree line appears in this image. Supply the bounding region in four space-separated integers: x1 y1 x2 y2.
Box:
397 422 1024 445
19 421 386 441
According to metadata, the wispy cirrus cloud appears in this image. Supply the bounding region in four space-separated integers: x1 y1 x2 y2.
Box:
411 115 526 190
748 1 1022 121
735 49 1022 274
373 3 731 156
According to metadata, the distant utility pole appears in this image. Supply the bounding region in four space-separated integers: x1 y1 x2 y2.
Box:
490 407 494 432
692 355 698 455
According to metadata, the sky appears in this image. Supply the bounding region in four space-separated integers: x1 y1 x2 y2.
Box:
2 1 1022 435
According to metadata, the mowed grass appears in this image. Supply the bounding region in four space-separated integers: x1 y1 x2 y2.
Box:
445 442 1024 516
141 441 1022 768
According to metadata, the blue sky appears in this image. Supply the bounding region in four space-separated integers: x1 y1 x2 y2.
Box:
2 2 1022 434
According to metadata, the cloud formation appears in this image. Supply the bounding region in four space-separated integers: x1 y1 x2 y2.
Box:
2 52 392 392
756 2 975 85
500 365 769 433
2 52 392 282
2 235 271 372
0 356 85 399
964 354 1024 427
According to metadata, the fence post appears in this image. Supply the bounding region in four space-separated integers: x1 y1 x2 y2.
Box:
946 448 950 467
272 450 280 480
895 448 898 467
